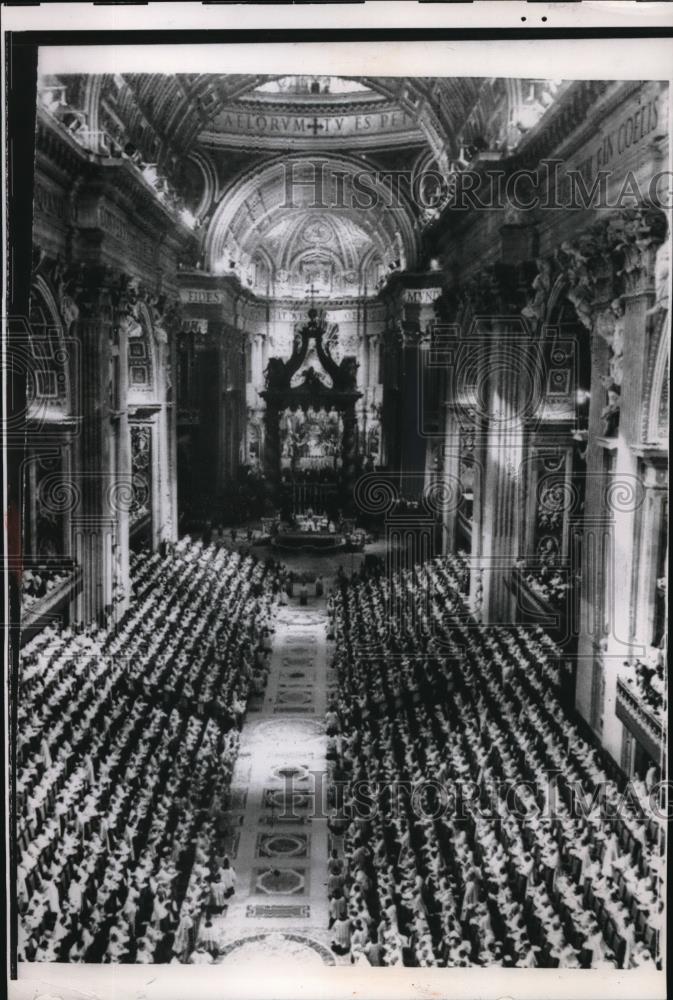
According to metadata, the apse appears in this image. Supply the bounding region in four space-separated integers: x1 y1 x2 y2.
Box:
204 153 418 298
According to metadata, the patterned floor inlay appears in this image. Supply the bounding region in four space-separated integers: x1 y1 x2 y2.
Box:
263 787 313 813
245 904 311 919
217 932 335 966
252 866 308 895
249 718 325 744
275 688 314 707
201 600 330 953
279 671 315 685
274 706 315 713
256 832 310 858
257 813 310 826
270 763 311 783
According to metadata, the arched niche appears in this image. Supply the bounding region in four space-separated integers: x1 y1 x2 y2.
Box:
27 275 73 420
127 300 159 405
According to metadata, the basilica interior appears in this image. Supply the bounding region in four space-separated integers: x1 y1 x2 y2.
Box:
14 71 668 971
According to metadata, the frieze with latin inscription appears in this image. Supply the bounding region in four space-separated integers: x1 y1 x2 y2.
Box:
207 108 418 141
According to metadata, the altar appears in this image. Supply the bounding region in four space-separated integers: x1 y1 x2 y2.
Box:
272 510 345 551
295 513 330 533
261 307 361 511
271 530 345 553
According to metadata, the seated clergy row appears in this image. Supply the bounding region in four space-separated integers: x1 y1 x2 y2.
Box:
17 538 278 963
324 555 664 969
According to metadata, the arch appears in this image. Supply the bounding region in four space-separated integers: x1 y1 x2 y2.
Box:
73 73 568 187
28 274 73 415
186 149 219 221
204 152 419 284
127 300 158 400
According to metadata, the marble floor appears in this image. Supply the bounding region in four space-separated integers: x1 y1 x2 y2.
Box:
205 596 346 966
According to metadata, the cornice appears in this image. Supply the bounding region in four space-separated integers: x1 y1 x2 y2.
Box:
35 108 91 175
35 109 197 254
88 158 195 244
176 271 384 312
228 96 391 116
510 79 628 171
199 130 426 153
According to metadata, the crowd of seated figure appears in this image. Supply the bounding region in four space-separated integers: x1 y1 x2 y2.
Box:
621 656 666 720
324 556 665 969
16 538 278 963
519 564 570 607
21 561 77 610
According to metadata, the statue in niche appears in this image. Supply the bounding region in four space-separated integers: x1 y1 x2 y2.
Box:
600 377 621 436
594 298 625 387
50 256 80 330
221 241 239 271
265 357 288 390
119 312 143 339
522 257 552 328
148 294 170 346
558 241 594 330
648 240 670 316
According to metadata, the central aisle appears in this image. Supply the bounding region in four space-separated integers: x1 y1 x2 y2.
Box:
210 596 343 966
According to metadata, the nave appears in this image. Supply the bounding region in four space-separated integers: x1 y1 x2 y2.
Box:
15 539 665 970
201 598 339 966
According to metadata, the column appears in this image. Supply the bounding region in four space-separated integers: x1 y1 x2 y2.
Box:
152 319 178 546
633 461 668 647
575 323 611 728
113 311 130 618
368 333 381 387
599 248 661 762
440 403 462 555
399 329 426 496
166 325 178 542
73 278 115 624
476 327 527 624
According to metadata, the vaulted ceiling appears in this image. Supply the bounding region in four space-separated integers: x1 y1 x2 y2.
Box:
203 152 415 297
64 73 566 178
43 72 568 299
